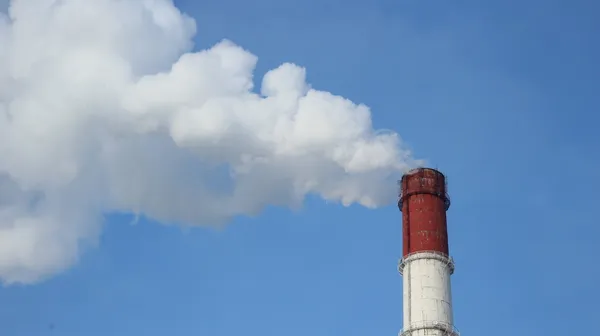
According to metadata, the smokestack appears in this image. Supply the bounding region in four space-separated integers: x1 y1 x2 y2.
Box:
397 168 458 336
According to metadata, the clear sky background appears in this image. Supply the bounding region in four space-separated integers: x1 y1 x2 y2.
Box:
1 0 599 335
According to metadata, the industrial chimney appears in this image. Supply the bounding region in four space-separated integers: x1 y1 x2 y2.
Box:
398 168 458 336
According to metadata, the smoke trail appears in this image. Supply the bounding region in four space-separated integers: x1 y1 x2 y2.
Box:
0 0 422 284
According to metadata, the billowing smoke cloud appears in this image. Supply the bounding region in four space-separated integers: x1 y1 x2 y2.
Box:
0 0 421 284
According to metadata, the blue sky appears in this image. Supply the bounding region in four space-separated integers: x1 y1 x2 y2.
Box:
1 0 599 335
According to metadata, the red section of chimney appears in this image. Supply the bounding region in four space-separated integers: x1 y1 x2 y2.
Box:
398 168 451 257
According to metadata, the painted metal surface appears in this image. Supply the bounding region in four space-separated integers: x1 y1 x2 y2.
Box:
399 168 451 257
400 252 457 336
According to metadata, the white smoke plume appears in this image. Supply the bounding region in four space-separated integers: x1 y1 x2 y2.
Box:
0 0 421 284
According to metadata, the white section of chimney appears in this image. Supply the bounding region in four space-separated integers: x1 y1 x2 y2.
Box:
398 251 458 336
